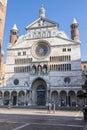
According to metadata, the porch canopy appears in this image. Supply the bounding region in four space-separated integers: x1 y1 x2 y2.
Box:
77 92 87 98
77 84 87 98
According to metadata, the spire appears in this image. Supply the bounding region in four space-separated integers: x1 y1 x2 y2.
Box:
71 18 78 24
12 24 18 31
39 0 45 18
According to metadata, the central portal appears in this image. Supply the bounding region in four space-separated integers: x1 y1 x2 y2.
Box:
37 85 46 106
31 78 47 106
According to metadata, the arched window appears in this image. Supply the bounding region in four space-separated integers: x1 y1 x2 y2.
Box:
64 77 71 85
43 65 47 73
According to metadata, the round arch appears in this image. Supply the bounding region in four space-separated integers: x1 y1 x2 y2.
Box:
60 91 67 106
51 91 58 106
68 91 76 107
18 91 25 106
11 91 17 106
31 77 47 106
77 90 84 106
4 91 10 105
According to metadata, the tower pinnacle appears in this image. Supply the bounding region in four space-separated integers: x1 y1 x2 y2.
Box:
12 24 18 31
72 18 78 24
71 18 79 40
39 0 45 18
10 24 18 44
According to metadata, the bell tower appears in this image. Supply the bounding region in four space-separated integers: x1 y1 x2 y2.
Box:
10 24 18 44
71 18 79 40
0 0 8 76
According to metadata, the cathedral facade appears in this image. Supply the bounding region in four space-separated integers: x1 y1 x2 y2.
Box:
0 7 85 108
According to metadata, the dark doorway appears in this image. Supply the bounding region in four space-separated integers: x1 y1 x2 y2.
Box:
13 96 17 106
37 85 46 106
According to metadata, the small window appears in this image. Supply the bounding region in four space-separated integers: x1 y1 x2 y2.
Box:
64 77 71 84
12 32 16 35
23 51 26 55
67 48 71 52
63 48 66 52
18 52 21 56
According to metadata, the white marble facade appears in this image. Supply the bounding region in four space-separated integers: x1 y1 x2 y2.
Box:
0 7 85 108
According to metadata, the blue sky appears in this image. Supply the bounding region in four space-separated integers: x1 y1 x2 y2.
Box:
3 0 87 61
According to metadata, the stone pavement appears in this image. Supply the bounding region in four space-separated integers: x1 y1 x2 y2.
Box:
0 108 86 130
0 108 83 117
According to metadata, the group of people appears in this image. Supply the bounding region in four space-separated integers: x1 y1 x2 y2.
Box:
47 103 56 113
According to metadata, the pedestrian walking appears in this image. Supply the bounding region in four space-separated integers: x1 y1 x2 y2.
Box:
53 103 56 113
48 102 51 113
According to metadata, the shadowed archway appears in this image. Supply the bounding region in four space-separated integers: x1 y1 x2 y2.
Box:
31 78 47 106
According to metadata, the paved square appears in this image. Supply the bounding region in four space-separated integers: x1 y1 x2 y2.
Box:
0 108 86 130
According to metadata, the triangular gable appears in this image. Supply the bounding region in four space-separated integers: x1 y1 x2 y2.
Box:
26 17 59 30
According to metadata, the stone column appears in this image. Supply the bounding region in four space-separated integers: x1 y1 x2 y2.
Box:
46 83 50 105
9 92 11 106
49 90 51 102
58 91 61 107
75 92 78 107
1 91 4 106
16 92 18 106
66 92 69 107
24 90 27 106
27 90 30 106
46 89 49 105
28 90 32 106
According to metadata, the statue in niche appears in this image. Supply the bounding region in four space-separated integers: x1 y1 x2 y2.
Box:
38 66 42 75
24 81 29 87
32 67 36 74
43 67 47 74
40 20 44 26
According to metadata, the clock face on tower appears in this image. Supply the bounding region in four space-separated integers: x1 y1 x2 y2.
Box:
32 41 50 59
